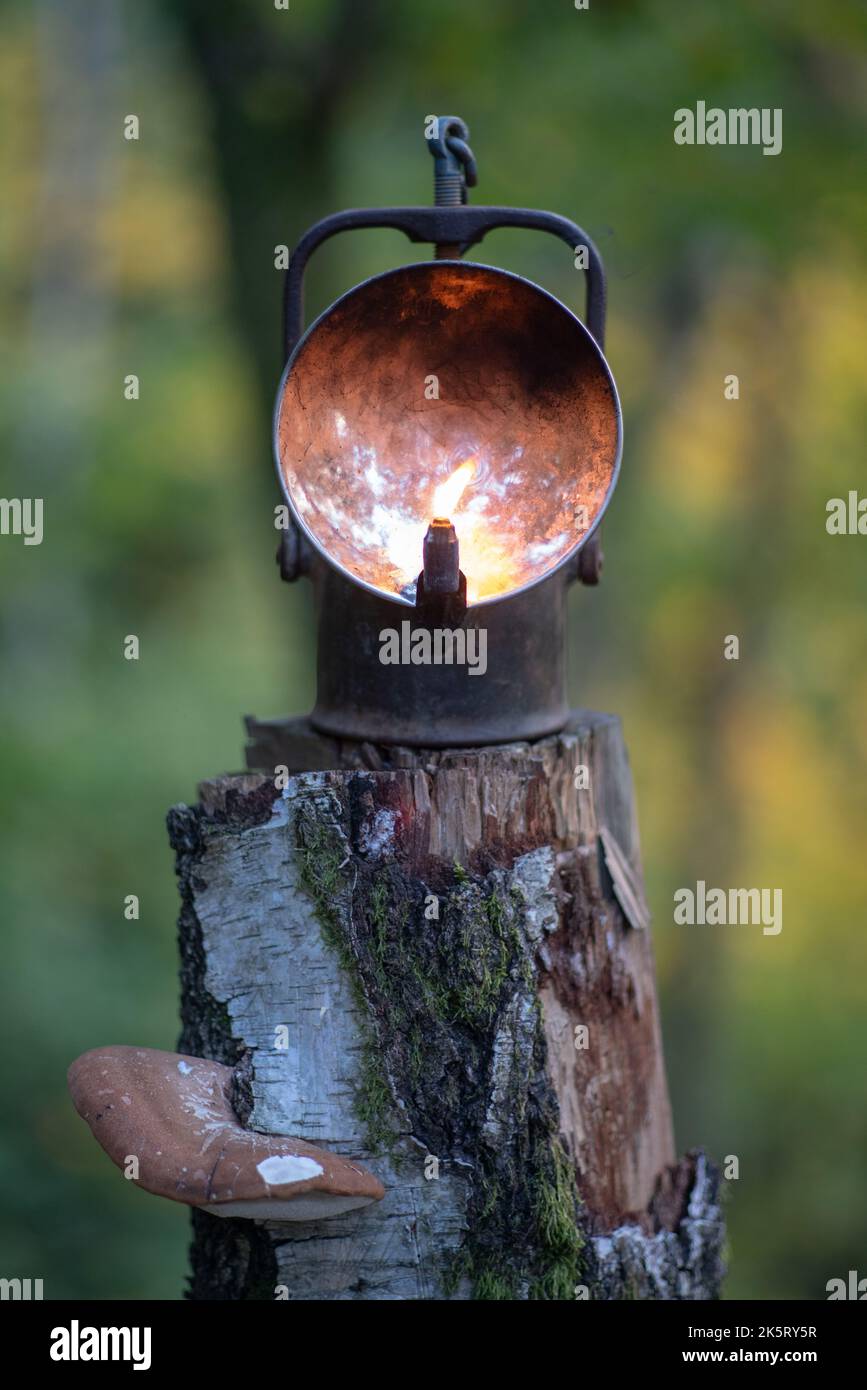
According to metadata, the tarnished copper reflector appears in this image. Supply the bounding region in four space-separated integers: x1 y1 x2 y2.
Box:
274 261 621 608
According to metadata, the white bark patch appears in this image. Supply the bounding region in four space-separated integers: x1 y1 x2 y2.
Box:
512 846 559 943
482 991 539 1148
195 775 366 1149
357 807 396 859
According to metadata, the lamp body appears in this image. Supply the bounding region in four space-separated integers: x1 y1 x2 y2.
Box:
276 206 620 748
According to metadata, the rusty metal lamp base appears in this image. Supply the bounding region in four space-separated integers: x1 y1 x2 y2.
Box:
307 558 571 748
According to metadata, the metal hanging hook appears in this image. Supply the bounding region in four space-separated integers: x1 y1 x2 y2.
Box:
427 115 477 202
427 115 477 257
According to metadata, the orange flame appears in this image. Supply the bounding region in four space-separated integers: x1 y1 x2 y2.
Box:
423 455 522 602
432 457 477 520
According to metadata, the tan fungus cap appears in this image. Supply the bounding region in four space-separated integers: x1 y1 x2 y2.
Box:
68 1045 385 1222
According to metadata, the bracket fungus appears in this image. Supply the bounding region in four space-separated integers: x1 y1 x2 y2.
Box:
68 1046 385 1221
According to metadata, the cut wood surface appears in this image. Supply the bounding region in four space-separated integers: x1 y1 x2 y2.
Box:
169 711 725 1299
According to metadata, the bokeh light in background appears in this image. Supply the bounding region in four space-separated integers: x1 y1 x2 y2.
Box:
1 0 864 1299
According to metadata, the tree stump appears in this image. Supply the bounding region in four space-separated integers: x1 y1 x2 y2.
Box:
168 710 725 1300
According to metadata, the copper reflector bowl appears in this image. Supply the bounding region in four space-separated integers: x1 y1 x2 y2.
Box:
274 261 621 608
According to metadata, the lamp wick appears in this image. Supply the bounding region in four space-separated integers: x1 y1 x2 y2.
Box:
416 518 467 620
422 518 460 595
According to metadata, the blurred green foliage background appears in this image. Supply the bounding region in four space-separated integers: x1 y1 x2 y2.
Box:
1 0 865 1299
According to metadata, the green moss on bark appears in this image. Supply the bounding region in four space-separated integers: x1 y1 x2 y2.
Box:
293 803 400 1152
